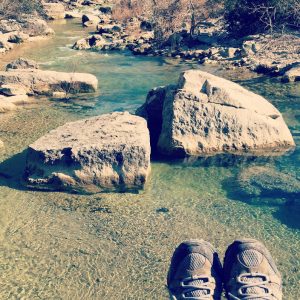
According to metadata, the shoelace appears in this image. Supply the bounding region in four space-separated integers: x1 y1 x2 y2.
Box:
179 275 213 300
229 273 272 300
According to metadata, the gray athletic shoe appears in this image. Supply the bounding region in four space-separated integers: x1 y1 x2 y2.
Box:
167 239 223 300
223 239 282 300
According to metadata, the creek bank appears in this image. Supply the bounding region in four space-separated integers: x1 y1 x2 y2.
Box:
0 0 113 54
24 112 151 193
137 70 295 157
71 8 300 81
0 18 54 54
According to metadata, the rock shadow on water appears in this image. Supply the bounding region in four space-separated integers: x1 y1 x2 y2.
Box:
222 164 300 229
0 149 29 191
0 149 79 194
153 152 278 169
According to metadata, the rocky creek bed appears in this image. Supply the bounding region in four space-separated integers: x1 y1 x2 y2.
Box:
0 19 299 299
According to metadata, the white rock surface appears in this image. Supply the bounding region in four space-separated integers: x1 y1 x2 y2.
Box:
24 112 151 193
138 70 295 156
0 69 98 96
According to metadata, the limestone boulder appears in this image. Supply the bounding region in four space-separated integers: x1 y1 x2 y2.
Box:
24 112 151 193
72 37 91 50
72 35 112 50
282 64 300 83
22 18 55 37
0 69 98 96
137 70 295 157
82 14 100 27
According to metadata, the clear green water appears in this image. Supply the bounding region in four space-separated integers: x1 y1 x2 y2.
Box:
0 20 299 299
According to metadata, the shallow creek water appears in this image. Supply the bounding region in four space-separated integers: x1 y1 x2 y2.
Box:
0 20 299 299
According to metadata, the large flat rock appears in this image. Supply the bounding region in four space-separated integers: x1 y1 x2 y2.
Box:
24 112 151 193
137 70 295 157
0 69 98 96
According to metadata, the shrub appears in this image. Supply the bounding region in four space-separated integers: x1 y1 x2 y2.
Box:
225 0 300 37
0 0 44 21
112 0 223 47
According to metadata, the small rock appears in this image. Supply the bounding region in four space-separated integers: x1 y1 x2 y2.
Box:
6 58 39 70
282 64 300 83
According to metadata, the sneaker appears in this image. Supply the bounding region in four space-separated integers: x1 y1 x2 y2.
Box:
167 239 223 300
223 238 282 300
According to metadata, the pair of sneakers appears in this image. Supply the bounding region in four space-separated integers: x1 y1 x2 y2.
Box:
167 238 282 300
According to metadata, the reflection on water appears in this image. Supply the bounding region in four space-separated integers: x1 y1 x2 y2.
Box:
0 20 299 299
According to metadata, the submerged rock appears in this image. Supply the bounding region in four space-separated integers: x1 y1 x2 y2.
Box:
24 112 151 193
237 166 300 199
137 70 295 157
0 69 98 96
6 57 39 70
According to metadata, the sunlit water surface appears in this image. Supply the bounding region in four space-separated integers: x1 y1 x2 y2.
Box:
0 20 299 299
